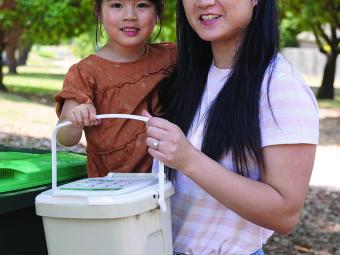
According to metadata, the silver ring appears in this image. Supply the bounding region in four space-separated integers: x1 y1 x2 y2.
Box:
153 139 159 150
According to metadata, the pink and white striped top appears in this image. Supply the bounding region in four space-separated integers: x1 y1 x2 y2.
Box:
170 53 319 255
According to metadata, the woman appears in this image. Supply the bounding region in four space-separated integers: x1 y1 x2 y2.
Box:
143 0 319 254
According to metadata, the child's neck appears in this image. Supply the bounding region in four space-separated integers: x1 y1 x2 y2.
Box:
97 43 147 63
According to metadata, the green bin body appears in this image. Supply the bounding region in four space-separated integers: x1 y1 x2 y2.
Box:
0 147 87 255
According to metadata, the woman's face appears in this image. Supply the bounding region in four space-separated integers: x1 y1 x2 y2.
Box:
182 0 256 44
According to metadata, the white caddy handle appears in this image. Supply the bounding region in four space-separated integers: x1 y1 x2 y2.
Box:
51 114 167 211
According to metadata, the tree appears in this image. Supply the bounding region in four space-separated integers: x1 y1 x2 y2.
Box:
0 0 16 92
0 0 94 91
158 0 177 42
17 36 33 66
5 22 21 73
279 6 300 48
0 29 7 92
282 0 340 99
19 0 93 45
0 0 176 92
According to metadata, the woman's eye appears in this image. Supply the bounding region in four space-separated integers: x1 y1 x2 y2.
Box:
111 3 122 8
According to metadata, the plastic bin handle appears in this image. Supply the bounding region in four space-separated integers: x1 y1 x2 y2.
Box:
51 114 167 211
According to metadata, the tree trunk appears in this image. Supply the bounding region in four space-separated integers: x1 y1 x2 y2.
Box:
0 0 16 92
0 31 7 92
4 22 21 73
18 44 32 66
317 52 338 99
5 46 17 74
0 51 8 92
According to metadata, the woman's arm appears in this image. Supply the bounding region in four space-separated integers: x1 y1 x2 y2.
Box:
143 112 316 234
182 144 315 234
57 99 98 147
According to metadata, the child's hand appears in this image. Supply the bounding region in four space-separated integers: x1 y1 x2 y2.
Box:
67 103 100 128
142 110 197 172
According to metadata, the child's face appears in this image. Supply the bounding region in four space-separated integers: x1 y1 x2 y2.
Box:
101 0 157 49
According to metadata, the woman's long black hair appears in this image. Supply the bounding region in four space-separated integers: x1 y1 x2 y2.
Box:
159 0 280 177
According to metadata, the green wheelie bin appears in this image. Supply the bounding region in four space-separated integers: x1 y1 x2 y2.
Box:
0 147 87 255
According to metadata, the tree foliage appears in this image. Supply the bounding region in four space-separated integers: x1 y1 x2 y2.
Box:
14 0 93 44
0 0 16 91
279 5 301 47
157 0 176 42
5 0 338 100
282 0 340 99
0 0 95 90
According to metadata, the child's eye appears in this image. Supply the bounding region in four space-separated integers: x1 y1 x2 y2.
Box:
136 2 150 8
111 3 123 8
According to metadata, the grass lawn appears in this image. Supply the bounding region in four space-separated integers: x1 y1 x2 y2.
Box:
3 72 64 95
0 92 58 132
308 86 340 109
0 50 74 138
2 49 73 96
317 91 340 109
1 49 340 110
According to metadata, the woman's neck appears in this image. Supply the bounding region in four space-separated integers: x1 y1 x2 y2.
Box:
211 38 242 69
97 42 147 63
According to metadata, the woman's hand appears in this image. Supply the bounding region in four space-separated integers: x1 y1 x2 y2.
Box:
66 103 100 128
142 110 197 171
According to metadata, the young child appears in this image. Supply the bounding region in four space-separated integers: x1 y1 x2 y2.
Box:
56 0 176 177
144 0 318 254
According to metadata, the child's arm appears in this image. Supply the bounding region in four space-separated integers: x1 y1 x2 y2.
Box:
57 99 99 147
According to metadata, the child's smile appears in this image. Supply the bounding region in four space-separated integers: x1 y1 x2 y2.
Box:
120 26 140 36
101 0 157 49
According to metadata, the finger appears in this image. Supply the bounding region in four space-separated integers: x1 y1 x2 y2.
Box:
147 117 176 132
142 109 152 118
148 147 166 163
142 110 152 129
146 125 169 141
67 112 76 126
95 119 101 126
72 110 83 128
81 107 91 126
88 105 97 125
146 137 162 151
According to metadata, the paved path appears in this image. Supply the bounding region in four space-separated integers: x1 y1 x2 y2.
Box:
310 145 340 190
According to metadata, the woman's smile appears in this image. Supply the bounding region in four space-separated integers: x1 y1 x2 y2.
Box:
199 13 222 25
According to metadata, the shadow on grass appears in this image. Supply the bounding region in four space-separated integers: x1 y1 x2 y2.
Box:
0 132 86 153
6 84 59 96
0 91 55 107
310 86 340 94
0 144 50 153
6 72 65 81
311 86 340 109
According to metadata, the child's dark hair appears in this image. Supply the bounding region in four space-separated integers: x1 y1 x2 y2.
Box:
159 0 279 178
94 0 164 46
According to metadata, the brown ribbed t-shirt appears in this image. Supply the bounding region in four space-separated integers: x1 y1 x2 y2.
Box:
55 43 176 177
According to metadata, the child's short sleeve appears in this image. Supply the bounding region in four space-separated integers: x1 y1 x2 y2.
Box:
55 63 95 116
260 60 319 147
